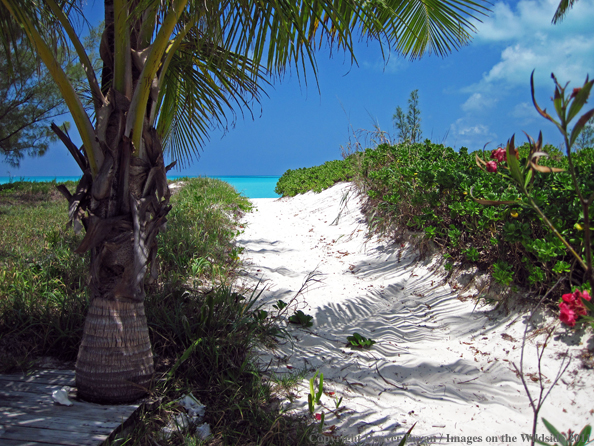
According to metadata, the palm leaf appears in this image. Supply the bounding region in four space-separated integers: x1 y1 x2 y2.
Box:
156 35 268 166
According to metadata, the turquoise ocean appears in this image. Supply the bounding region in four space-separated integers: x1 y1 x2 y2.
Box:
0 175 281 199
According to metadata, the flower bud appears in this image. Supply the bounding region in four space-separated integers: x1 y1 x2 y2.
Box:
486 161 498 172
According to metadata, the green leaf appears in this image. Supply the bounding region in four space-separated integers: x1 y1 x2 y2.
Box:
541 418 569 446
553 84 564 122
569 108 594 147
567 78 594 123
531 71 564 133
506 135 524 187
168 337 203 378
582 297 594 313
398 422 417 446
316 372 324 403
573 424 591 446
525 168 533 188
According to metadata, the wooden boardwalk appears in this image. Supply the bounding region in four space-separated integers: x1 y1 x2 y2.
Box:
0 369 140 446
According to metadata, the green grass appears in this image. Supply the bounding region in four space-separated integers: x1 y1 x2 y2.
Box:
0 177 317 445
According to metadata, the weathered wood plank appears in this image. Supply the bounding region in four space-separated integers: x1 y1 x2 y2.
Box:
0 438 41 446
2 411 123 432
0 369 141 446
0 424 108 446
0 370 75 386
0 396 138 422
0 379 72 395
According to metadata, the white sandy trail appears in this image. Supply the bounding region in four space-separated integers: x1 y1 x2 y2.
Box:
237 182 593 445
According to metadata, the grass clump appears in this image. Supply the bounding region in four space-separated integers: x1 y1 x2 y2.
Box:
0 179 87 369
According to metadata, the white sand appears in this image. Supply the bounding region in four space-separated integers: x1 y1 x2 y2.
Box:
237 182 593 445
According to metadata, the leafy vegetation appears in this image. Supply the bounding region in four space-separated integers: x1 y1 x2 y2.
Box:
0 178 321 444
346 332 376 349
275 159 355 197
276 139 594 299
288 310 314 327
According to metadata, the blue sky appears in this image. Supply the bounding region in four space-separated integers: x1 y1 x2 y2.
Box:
2 0 594 177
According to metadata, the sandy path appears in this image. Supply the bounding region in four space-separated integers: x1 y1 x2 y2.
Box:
237 182 593 445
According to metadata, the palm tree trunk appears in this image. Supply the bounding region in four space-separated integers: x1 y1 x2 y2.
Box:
55 116 172 404
76 298 153 403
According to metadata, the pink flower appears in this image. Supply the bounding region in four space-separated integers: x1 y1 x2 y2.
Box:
315 413 322 421
559 288 591 327
562 292 577 304
486 161 498 173
491 148 507 163
559 302 577 327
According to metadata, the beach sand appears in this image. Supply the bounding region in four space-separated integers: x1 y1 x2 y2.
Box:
237 182 593 445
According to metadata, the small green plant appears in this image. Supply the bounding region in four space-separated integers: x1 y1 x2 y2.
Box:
474 72 594 294
492 260 514 286
462 247 480 262
534 418 592 446
346 332 376 349
288 310 314 327
308 370 325 431
273 300 287 311
552 260 571 275
334 395 343 409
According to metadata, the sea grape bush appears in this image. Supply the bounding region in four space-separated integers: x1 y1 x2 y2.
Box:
276 137 594 297
275 159 354 197
353 138 594 294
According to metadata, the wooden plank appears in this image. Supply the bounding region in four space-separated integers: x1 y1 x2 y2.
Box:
0 424 107 446
0 379 73 395
0 438 41 446
0 371 75 386
0 398 138 422
0 369 141 446
2 411 123 432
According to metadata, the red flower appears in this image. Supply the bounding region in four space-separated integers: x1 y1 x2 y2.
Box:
491 148 507 163
559 288 591 327
315 413 322 421
559 302 577 327
562 292 577 304
486 161 498 172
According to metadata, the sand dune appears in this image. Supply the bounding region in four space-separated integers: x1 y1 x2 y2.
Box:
237 182 593 445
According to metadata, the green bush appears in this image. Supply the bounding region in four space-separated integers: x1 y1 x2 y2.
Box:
277 140 594 296
275 158 354 196
355 141 594 295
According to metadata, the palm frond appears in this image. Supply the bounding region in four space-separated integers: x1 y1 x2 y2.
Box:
156 35 268 167
552 0 578 23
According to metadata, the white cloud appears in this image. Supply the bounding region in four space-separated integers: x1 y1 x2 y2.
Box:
461 93 499 112
453 0 594 148
449 118 497 149
470 0 594 89
362 55 407 73
483 36 594 87
510 102 538 119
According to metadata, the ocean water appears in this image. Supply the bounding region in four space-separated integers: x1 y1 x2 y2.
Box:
0 175 281 199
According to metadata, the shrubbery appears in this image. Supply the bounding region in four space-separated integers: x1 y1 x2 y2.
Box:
275 141 594 297
275 158 354 196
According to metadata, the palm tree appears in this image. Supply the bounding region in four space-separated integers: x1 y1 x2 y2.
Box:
0 0 489 403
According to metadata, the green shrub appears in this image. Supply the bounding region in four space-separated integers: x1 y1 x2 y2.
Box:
275 158 354 196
